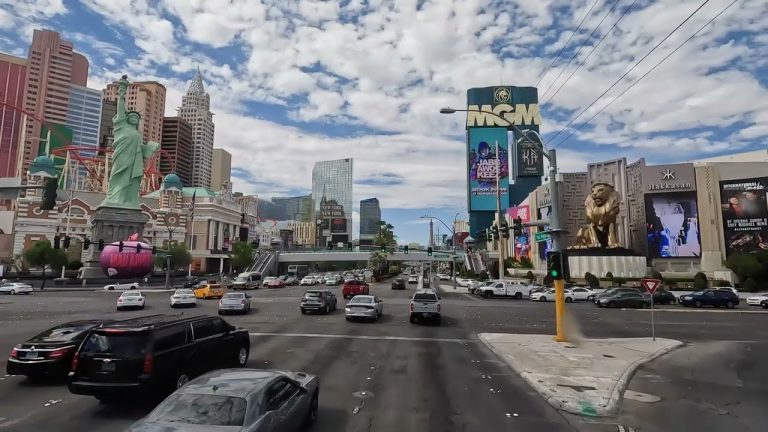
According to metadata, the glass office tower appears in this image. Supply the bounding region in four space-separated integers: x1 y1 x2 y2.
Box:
312 158 353 245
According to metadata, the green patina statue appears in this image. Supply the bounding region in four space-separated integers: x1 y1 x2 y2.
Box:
102 75 160 209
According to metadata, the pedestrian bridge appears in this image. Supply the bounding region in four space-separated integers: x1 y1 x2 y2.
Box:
278 251 463 263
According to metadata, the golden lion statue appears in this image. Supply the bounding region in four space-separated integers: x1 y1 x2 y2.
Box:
572 183 621 249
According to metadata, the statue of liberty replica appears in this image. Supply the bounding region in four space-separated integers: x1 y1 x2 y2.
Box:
103 75 160 208
82 75 160 280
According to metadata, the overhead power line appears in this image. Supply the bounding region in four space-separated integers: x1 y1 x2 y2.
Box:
540 0 623 102
545 0 713 146
535 0 601 88
541 0 640 106
551 0 740 149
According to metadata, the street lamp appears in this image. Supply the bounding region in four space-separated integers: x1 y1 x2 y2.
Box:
158 208 182 289
440 106 567 342
420 215 458 290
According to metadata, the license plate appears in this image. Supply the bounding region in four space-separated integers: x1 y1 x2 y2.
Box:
101 361 115 372
24 351 38 359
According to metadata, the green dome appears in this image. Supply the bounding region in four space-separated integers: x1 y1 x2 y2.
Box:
29 155 58 178
162 173 183 191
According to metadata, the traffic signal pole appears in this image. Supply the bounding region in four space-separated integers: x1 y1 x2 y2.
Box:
547 149 567 342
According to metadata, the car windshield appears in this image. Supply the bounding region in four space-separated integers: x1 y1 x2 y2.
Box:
304 292 322 298
692 291 705 295
31 323 96 342
235 276 247 282
349 296 373 304
81 332 148 356
147 393 247 426
413 293 437 302
122 291 140 297
223 293 244 299
175 290 193 295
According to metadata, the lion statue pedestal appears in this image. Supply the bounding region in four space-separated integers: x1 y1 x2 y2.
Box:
566 183 646 278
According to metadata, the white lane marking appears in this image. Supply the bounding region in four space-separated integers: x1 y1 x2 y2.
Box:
248 332 474 343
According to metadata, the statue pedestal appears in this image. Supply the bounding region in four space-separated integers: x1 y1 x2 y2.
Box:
567 248 647 279
81 206 149 280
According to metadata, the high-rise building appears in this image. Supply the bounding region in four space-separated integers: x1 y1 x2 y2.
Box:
272 195 312 222
66 85 102 149
312 158 353 244
0 53 26 178
211 148 231 191
179 69 215 188
161 117 193 186
98 99 117 151
17 29 89 176
103 81 166 144
359 198 381 245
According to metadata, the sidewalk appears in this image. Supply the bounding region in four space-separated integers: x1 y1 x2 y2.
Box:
478 333 682 417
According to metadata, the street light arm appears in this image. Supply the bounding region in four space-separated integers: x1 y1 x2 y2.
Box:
420 215 454 236
439 107 550 159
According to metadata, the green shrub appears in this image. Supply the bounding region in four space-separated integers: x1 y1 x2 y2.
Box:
742 278 759 292
584 272 600 288
519 256 533 269
693 276 708 290
614 277 626 287
714 280 732 287
605 271 614 280
525 270 535 282
651 270 663 281
66 260 83 270
478 270 489 281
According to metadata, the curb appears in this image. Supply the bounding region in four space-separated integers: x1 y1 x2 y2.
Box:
477 334 683 417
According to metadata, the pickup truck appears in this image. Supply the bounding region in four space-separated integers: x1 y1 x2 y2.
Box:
477 281 532 299
409 289 441 325
342 280 369 299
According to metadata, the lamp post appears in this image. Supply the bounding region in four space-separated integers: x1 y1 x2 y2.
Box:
420 215 458 290
316 218 323 250
159 209 181 289
440 106 567 342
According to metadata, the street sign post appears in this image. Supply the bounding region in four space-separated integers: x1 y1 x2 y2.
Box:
641 278 662 341
534 231 551 242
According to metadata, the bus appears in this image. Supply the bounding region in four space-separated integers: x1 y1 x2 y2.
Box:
287 265 309 280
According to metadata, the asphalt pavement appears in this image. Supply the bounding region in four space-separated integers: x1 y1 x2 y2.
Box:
0 279 766 431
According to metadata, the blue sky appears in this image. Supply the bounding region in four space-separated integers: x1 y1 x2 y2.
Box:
1 0 766 244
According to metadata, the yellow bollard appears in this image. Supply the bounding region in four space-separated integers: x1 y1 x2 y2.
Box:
554 278 568 342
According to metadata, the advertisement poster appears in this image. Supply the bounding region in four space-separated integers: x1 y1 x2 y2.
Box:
514 130 544 177
330 218 348 233
536 206 553 260
645 192 701 258
468 127 509 211
720 177 768 256
508 205 531 260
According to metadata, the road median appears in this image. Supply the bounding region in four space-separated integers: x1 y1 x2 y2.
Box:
478 333 682 417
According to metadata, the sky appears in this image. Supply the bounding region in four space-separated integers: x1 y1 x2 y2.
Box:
0 0 766 244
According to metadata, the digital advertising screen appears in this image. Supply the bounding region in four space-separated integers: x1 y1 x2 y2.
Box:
330 218 348 234
720 177 768 256
467 127 509 211
645 191 701 258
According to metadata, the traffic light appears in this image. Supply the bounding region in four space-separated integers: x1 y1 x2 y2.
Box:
476 230 487 242
500 220 510 239
348 242 353 251
53 235 61 249
118 241 124 252
83 239 91 250
512 217 523 237
136 244 142 254
40 177 58 210
380 244 386 252
63 236 71 249
546 251 570 280
98 239 105 251
491 224 500 241
427 247 433 256
404 245 409 254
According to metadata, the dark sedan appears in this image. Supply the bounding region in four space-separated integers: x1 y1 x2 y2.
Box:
650 290 676 305
127 369 319 432
391 278 406 290
597 292 650 308
7 320 111 379
588 287 641 303
679 289 739 308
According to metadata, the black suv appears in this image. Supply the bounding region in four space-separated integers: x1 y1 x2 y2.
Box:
68 314 250 402
391 278 406 290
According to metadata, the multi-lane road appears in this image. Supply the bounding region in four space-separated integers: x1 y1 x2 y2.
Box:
0 279 766 432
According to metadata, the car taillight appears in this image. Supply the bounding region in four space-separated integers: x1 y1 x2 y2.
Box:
70 353 79 372
410 303 414 312
241 300 246 305
10 345 19 359
49 346 74 359
118 299 123 302
143 353 153 374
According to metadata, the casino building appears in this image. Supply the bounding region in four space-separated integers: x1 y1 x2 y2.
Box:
495 149 768 279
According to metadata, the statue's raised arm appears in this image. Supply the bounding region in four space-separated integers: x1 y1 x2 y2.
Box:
114 74 129 124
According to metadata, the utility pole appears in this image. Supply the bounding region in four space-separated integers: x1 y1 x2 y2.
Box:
495 139 505 280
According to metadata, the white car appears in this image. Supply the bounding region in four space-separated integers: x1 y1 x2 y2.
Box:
170 289 197 308
716 286 739 296
532 288 576 302
116 291 145 310
407 275 419 284
103 281 140 291
300 277 315 286
438 274 451 280
0 282 33 295
262 276 277 286
568 287 596 301
746 293 768 307
457 278 473 287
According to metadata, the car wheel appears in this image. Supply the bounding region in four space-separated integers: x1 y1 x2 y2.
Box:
409 315 416 324
514 292 523 300
106 286 114 291
306 391 319 425
434 317 442 326
176 373 190 389
345 316 351 321
96 395 120 404
300 308 307 315
726 301 734 309
608 301 616 308
217 311 223 315
9 289 15 295
116 307 121 311
762 302 768 309
539 296 546 302
236 346 249 366
641 302 650 309
324 305 330 314
565 297 573 303
694 300 702 308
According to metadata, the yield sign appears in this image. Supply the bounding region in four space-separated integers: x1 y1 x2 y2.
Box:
641 278 661 294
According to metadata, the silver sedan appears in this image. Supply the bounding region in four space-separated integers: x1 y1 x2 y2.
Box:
345 295 384 322
127 369 319 432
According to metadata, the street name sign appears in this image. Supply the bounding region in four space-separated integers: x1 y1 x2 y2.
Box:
534 231 551 242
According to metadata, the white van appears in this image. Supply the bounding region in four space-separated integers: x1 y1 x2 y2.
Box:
232 271 262 290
